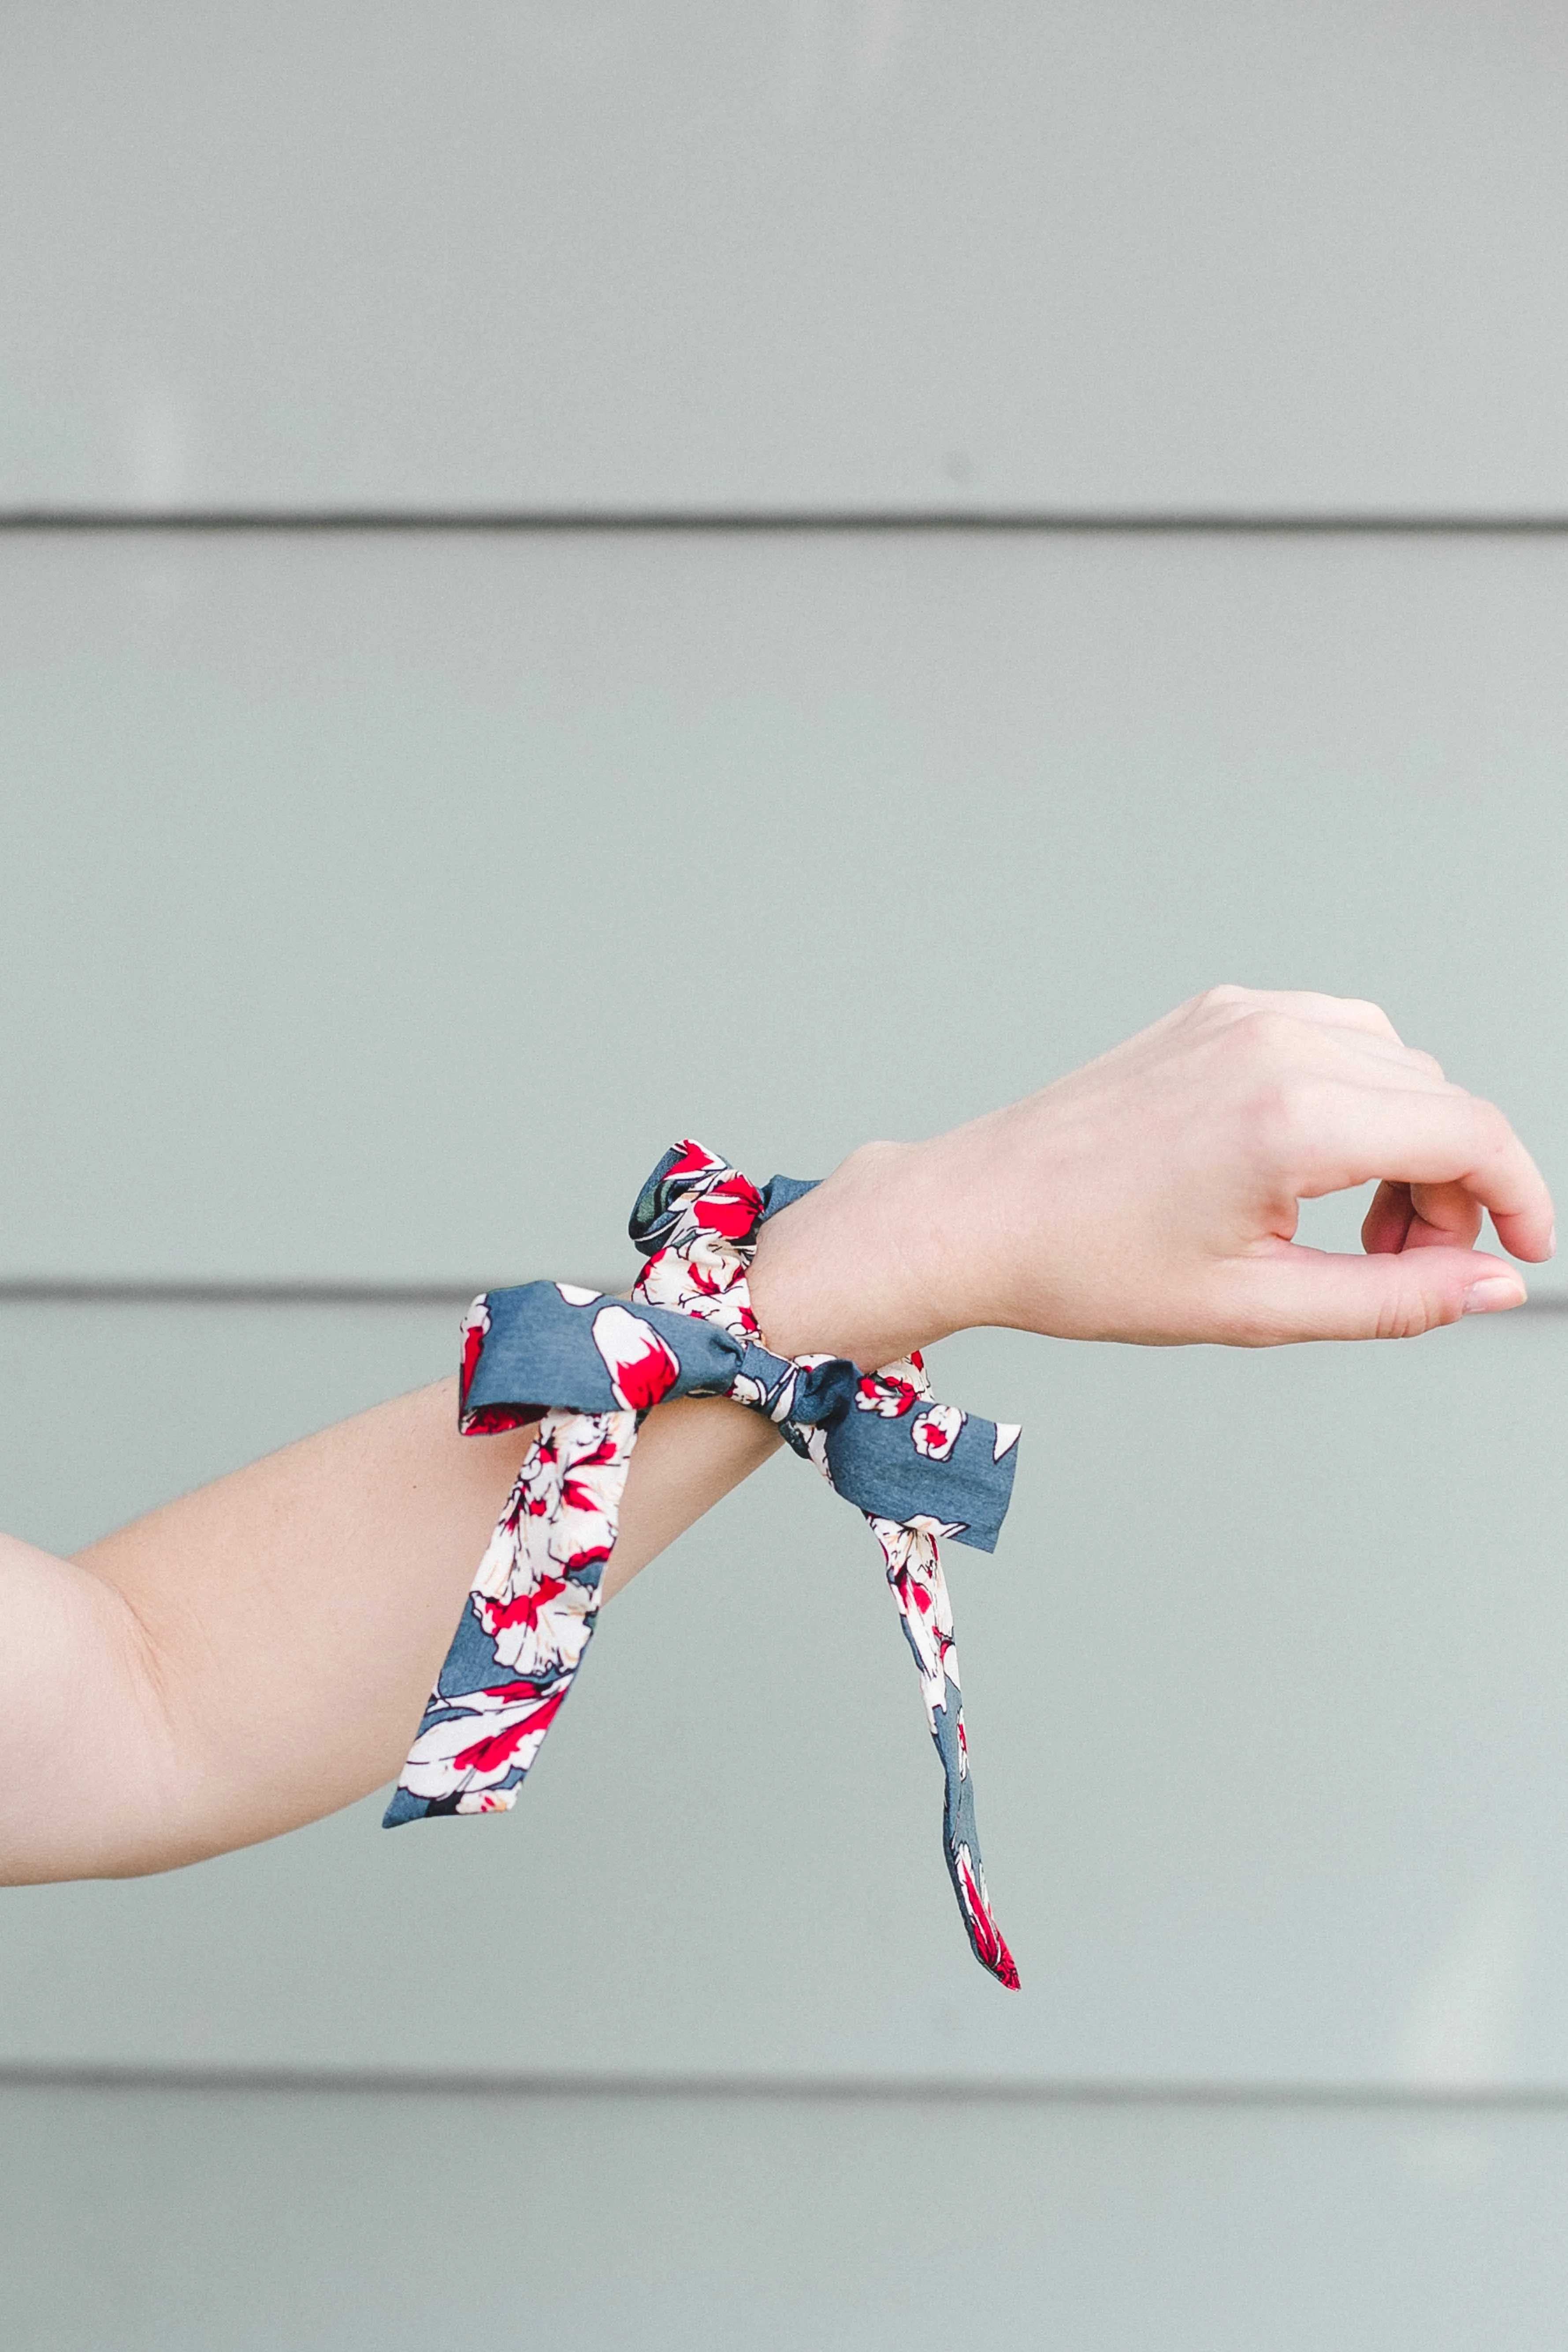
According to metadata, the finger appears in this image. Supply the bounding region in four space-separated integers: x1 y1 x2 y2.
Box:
1226 1008 1451 1088
1227 1242 1527 1345
1292 1072 1492 1201
1401 1180 1484 1252
1319 1032 1446 1083
1361 1180 1415 1255
1308 1033 1449 1087
1278 1087 1555 1263
1359 1177 1486 1255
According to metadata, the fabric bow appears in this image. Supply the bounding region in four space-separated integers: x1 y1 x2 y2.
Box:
385 1141 1023 1988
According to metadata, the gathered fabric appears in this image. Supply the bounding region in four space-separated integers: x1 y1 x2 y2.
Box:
385 1141 1023 1988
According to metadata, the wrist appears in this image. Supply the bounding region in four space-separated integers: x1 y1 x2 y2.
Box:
747 1136 975 1368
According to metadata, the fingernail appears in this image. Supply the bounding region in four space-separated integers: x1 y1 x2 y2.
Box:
1464 1275 1527 1315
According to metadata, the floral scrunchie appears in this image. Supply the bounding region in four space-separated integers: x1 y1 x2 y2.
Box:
385 1141 1023 1988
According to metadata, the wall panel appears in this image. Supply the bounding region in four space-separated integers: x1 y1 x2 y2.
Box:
5 2077 1568 2351
3 4 1568 513
1 528 1565 1286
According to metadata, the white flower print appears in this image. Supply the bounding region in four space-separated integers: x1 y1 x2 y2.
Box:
398 1680 571 1803
634 1233 759 1341
591 1303 681 1411
481 1581 596 1680
868 1514 959 1731
470 1408 635 1676
911 1403 965 1461
457 1295 491 1423
800 1423 832 1482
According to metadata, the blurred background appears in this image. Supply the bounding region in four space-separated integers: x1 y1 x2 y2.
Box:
3 5 1568 2345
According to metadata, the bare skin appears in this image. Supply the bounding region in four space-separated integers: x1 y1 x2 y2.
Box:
0 988 1553 1887
747 988 1553 1363
0 1389 780 1884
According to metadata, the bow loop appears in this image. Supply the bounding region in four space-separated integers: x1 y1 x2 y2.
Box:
388 1142 1023 1990
629 1139 766 1257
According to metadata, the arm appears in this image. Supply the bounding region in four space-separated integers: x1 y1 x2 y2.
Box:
0 1386 779 1884
2 987 1553 1887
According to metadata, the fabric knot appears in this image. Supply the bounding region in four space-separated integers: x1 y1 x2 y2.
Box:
385 1139 1023 1990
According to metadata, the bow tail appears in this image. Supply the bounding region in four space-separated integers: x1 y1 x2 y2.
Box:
383 1406 639 1824
868 1513 1021 1990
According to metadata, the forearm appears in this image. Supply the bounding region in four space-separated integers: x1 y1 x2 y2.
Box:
0 1380 779 1885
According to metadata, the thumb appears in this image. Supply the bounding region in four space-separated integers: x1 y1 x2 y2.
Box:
1230 1244 1528 1343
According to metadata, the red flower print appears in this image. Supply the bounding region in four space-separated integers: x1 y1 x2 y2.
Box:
693 1174 764 1242
591 1304 680 1411
855 1372 919 1417
560 1470 607 1513
665 1141 726 1182
561 1427 627 1512
895 1570 934 1618
451 1686 566 1778
461 1401 540 1436
398 1679 572 1801
477 1575 568 1641
956 1847 1020 1991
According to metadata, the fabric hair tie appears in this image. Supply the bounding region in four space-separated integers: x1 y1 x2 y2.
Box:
385 1141 1024 1989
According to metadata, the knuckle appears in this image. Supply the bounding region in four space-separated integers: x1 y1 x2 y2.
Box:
1252 1072 1328 1160
1195 983 1253 1016
1342 996 1397 1037
1235 1007 1305 1063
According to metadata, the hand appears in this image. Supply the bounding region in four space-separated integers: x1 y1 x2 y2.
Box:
748 987 1555 1364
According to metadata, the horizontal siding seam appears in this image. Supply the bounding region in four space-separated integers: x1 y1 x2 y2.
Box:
7 510 1568 536
5 2062 1568 2109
